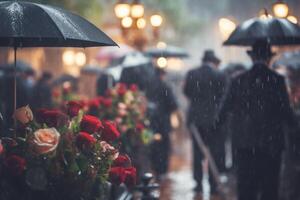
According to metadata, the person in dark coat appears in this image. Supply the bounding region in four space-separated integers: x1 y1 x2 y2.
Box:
184 50 228 194
147 68 178 178
216 42 299 200
96 73 115 96
32 72 53 110
120 62 156 92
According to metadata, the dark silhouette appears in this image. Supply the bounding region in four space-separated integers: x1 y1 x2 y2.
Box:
184 50 228 194
216 42 299 200
96 73 115 96
32 72 53 110
148 68 178 178
0 66 30 134
120 62 156 92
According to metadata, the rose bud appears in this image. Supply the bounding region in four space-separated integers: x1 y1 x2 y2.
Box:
89 99 100 108
112 155 131 168
76 132 96 151
13 105 33 124
5 155 26 176
80 115 103 134
124 167 137 187
66 101 83 118
117 83 127 96
101 121 120 142
32 128 60 155
35 109 69 128
101 98 112 108
129 84 138 92
109 167 126 185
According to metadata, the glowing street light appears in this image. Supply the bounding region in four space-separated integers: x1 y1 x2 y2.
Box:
131 0 144 18
121 16 133 28
75 52 86 66
287 15 298 24
156 41 167 49
157 57 167 68
63 50 75 66
137 18 146 29
150 14 163 27
272 0 289 18
219 18 236 39
114 1 130 18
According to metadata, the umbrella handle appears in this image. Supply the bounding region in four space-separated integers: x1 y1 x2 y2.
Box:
13 47 17 138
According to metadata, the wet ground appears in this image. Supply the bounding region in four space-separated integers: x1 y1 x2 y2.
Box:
159 126 237 200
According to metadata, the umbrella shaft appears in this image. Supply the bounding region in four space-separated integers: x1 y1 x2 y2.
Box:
14 47 17 137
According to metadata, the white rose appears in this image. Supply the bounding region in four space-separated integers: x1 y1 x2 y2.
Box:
32 128 60 154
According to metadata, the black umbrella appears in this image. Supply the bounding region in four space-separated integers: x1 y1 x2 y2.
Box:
0 1 117 132
224 17 300 46
145 46 189 58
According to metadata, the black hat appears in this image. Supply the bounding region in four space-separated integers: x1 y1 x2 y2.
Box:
202 50 221 64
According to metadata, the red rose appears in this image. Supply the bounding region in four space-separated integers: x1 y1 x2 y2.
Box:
76 132 96 150
89 98 100 110
112 155 131 168
129 84 138 92
35 109 69 128
136 123 145 133
109 167 126 185
124 167 137 187
66 101 83 117
100 97 112 108
101 121 120 142
117 83 127 96
5 155 26 176
80 115 103 134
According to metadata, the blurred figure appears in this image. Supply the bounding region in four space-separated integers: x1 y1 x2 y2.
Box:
184 50 228 195
147 67 178 179
96 73 115 96
216 42 299 200
32 72 53 110
1 66 29 134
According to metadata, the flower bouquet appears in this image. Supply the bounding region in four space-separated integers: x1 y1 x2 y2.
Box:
0 105 136 200
87 83 153 155
87 83 153 178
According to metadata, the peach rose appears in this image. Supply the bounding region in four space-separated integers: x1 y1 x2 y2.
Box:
13 105 33 124
32 128 60 154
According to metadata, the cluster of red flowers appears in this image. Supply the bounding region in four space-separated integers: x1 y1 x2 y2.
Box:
109 155 136 187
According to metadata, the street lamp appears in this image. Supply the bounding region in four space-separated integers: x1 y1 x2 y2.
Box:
137 18 146 29
121 16 133 28
114 0 130 19
287 15 298 24
219 18 236 39
150 14 163 27
131 0 144 18
272 0 289 18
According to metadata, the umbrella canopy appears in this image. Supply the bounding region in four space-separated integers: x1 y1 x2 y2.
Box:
107 52 151 81
145 46 189 58
0 1 117 47
224 17 300 46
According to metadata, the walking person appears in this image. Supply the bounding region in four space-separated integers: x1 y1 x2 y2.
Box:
147 68 178 179
216 41 299 200
184 50 228 197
